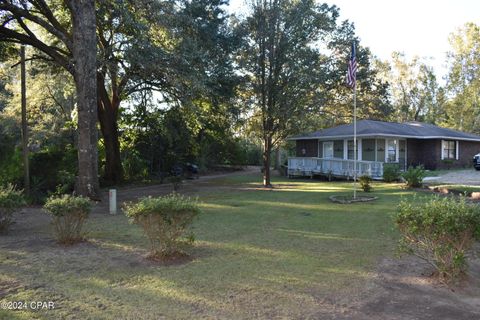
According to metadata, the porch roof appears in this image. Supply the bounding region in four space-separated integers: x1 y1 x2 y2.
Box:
288 120 480 142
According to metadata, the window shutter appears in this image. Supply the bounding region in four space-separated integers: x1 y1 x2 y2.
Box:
456 141 459 160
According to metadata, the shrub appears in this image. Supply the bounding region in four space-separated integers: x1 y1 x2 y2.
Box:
402 165 426 188
383 163 400 182
123 193 200 259
28 146 77 203
395 195 480 282
442 159 454 169
51 170 76 196
358 175 373 192
43 195 91 244
0 184 26 233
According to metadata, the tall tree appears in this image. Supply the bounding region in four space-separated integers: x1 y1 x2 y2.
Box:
0 0 99 197
0 0 237 184
239 0 338 187
387 52 442 123
444 22 480 133
316 20 391 127
69 0 98 197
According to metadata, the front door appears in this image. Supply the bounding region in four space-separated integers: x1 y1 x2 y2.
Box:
323 141 334 158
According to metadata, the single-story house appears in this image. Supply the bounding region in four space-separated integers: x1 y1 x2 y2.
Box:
287 120 480 179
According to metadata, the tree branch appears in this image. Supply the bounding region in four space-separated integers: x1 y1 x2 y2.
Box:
10 54 54 68
0 25 72 73
0 3 72 51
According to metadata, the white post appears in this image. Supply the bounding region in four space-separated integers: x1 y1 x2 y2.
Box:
455 140 459 160
109 189 117 215
353 85 357 199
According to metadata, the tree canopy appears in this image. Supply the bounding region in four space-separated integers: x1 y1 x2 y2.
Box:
0 2 479 194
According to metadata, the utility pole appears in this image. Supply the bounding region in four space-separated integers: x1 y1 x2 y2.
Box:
20 45 30 196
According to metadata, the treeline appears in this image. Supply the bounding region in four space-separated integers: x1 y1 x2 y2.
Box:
0 1 478 197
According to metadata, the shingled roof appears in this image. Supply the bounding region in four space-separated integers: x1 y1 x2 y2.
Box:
288 120 480 141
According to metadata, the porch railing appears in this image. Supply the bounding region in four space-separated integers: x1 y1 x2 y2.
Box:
287 157 384 179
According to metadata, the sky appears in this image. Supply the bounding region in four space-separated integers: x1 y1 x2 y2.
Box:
228 0 480 82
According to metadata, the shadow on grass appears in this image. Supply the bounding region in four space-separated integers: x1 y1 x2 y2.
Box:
0 176 435 319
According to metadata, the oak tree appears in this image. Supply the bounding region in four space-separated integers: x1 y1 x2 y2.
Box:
239 0 338 186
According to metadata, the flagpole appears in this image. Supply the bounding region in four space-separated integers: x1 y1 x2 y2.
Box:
347 40 358 199
353 84 357 199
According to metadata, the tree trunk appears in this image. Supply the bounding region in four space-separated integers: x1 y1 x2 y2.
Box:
274 146 281 170
99 111 122 184
263 136 272 187
97 91 123 184
70 0 99 198
20 46 30 196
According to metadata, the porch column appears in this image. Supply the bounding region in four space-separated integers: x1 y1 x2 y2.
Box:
384 139 388 162
358 139 362 161
396 139 399 162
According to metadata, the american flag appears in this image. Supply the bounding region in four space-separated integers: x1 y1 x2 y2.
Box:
346 41 357 88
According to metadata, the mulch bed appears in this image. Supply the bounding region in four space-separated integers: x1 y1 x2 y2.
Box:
329 195 378 204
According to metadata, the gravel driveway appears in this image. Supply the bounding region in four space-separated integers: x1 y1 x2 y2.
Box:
423 169 480 185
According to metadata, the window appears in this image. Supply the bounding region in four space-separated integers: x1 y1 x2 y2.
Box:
387 139 397 162
323 141 333 158
362 139 376 161
333 140 343 158
347 140 358 160
376 139 385 163
442 140 456 160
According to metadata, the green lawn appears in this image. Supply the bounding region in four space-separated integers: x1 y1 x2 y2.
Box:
0 174 421 319
424 168 467 177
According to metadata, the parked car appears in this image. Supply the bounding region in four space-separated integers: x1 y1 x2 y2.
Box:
185 163 199 179
171 163 199 179
473 153 480 170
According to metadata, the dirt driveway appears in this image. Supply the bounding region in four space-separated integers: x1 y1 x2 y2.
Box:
92 166 260 214
424 169 480 185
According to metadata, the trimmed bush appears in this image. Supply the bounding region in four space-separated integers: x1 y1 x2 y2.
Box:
383 163 400 182
395 195 480 282
43 195 91 244
359 175 373 192
0 184 26 233
401 165 426 188
124 193 200 259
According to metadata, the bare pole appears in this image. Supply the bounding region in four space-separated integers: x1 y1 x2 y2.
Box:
353 84 357 199
20 45 30 196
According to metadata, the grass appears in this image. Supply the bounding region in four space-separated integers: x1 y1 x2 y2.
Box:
424 168 468 177
0 174 423 319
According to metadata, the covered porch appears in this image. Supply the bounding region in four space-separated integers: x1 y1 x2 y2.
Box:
288 137 407 180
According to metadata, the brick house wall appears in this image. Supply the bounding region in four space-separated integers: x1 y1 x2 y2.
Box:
295 139 318 157
407 139 480 169
457 140 480 167
407 139 440 170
